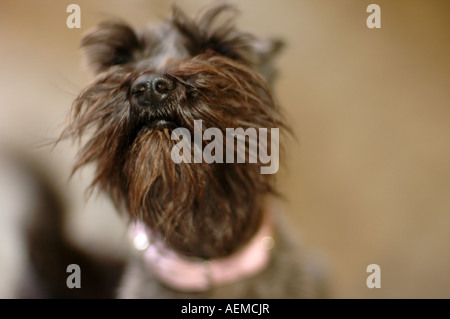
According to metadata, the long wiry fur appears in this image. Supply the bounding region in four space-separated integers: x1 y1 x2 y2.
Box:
59 4 287 259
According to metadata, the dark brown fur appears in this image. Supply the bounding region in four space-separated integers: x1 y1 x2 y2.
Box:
59 4 286 260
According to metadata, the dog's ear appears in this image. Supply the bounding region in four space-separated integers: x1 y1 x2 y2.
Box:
250 37 284 63
246 37 285 86
80 21 140 73
172 3 285 84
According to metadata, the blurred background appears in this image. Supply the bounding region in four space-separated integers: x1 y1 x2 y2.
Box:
0 0 449 298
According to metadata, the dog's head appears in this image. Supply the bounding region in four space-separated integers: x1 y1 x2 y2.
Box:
62 4 286 258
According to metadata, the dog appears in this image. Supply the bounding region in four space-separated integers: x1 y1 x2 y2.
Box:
0 145 125 298
55 3 326 298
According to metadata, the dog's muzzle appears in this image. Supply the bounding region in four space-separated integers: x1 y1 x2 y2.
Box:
130 74 176 109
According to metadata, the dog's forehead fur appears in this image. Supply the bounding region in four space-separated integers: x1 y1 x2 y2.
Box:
135 22 189 71
81 4 283 83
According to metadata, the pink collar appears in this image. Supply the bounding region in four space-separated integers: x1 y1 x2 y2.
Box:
129 214 274 292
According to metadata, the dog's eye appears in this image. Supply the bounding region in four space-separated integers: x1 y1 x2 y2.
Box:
81 21 139 73
207 39 240 60
110 48 133 66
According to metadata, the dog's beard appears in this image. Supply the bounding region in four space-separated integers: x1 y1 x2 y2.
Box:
125 128 269 258
61 54 284 258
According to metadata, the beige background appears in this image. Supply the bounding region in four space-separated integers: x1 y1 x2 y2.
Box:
1 0 449 298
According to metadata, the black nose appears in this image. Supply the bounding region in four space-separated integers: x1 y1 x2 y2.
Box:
130 74 175 108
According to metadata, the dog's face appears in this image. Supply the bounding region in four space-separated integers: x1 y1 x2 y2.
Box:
63 4 286 259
